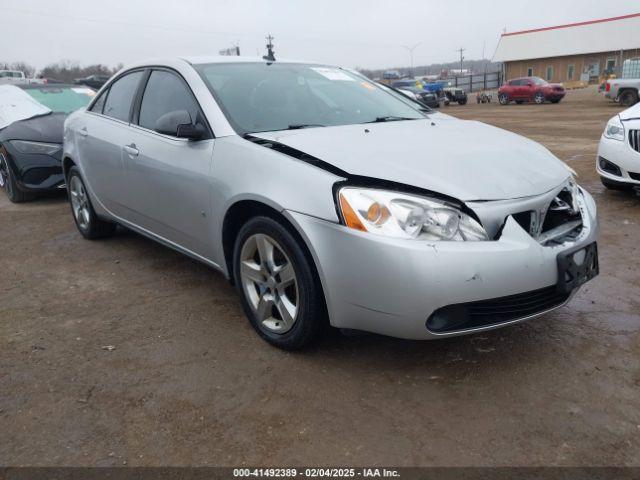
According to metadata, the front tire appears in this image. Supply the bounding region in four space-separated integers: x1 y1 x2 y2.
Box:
67 166 116 239
534 92 545 104
0 154 35 203
233 216 325 350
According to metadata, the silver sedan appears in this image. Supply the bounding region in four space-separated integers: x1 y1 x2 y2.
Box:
63 57 599 349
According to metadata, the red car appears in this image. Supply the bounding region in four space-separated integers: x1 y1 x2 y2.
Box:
498 77 566 105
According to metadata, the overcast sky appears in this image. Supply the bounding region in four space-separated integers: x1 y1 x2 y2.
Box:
1 0 639 71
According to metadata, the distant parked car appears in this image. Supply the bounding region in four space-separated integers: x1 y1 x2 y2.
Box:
604 59 640 107
498 77 566 105
0 84 95 202
74 75 110 90
597 101 640 191
391 80 443 108
382 70 402 80
391 79 421 89
0 70 26 85
443 87 467 105
397 86 440 108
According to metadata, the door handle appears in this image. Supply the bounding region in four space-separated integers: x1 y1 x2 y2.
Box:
79 127 88 137
123 144 139 157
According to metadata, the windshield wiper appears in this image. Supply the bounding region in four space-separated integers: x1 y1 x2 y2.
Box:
287 124 326 130
366 116 419 123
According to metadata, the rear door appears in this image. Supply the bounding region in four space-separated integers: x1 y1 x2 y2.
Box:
77 70 145 217
121 68 215 258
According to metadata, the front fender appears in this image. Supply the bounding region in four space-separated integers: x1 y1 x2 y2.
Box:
209 136 345 270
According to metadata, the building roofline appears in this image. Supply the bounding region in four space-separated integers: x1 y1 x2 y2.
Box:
502 12 640 37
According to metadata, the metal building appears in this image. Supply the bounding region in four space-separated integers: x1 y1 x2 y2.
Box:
493 13 640 84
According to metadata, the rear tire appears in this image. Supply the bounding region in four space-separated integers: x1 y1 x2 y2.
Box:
67 166 116 239
619 89 639 107
233 216 325 350
498 93 510 105
601 176 633 191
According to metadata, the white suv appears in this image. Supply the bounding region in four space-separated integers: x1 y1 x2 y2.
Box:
597 102 640 191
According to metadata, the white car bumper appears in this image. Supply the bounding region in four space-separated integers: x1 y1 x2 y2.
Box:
597 123 640 185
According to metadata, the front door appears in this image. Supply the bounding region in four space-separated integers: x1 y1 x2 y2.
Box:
120 69 215 259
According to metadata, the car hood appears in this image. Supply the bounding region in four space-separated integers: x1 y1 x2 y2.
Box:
0 112 66 143
252 118 570 201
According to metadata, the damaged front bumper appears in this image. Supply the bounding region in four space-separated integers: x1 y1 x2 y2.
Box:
287 187 598 340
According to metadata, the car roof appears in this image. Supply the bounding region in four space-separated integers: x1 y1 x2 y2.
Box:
180 55 324 66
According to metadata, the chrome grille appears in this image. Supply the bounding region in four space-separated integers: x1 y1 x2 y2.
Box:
630 130 640 153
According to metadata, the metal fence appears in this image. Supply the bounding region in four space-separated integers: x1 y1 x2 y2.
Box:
448 71 502 92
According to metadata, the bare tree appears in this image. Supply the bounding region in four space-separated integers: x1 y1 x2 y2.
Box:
39 60 121 83
0 61 36 77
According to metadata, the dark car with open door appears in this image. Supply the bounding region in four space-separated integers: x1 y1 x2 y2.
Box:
0 84 95 202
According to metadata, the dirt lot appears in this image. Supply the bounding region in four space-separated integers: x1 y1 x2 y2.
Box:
1 87 639 467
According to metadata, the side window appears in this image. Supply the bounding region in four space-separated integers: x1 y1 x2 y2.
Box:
103 71 143 122
138 70 204 134
509 79 520 86
90 90 107 113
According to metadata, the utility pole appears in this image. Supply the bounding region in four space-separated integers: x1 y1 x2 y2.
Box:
263 34 276 62
457 47 465 74
482 40 487 74
402 43 421 78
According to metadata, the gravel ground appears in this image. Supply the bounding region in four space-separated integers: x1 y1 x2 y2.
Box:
1 86 639 467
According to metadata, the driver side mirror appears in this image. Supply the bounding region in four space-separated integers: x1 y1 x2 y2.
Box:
154 110 205 140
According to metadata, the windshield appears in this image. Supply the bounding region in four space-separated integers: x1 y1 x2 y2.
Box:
194 63 426 135
24 86 95 114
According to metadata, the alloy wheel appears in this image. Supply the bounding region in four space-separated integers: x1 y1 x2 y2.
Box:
69 175 91 230
239 233 299 334
534 93 545 104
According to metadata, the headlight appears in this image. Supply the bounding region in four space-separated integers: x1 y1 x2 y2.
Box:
9 140 61 155
338 187 488 241
603 116 625 141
